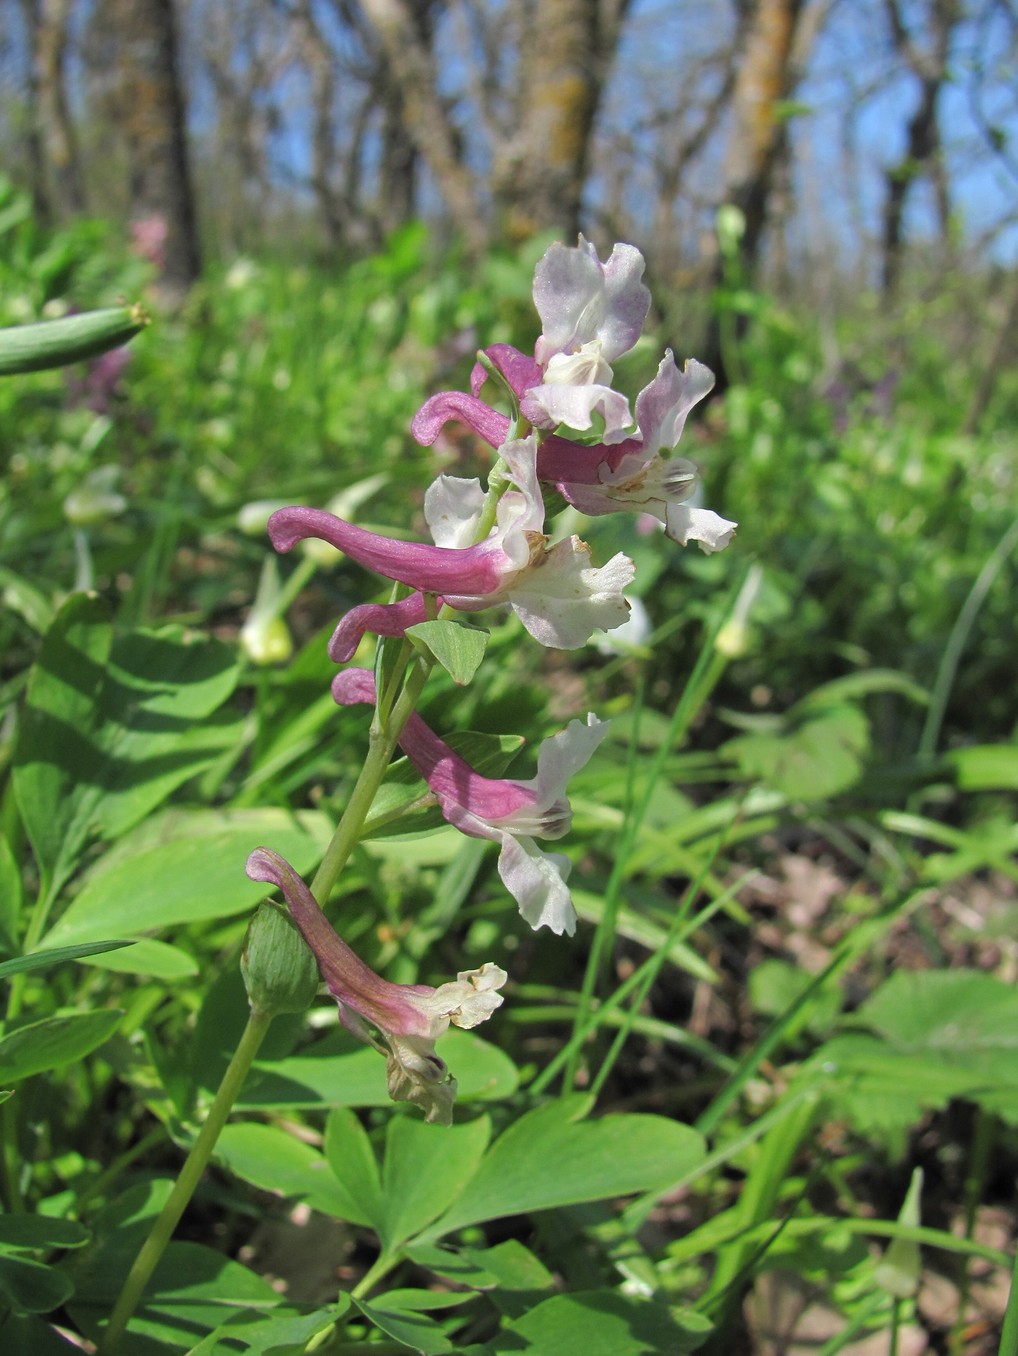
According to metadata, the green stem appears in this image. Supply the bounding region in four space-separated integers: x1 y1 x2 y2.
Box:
97 1006 274 1356
918 514 1018 762
998 1237 1018 1356
0 1098 24 1212
310 653 431 905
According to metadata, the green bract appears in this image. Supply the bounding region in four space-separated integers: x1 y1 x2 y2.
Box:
240 902 320 1017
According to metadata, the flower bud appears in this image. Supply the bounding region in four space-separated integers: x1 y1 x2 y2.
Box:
241 902 322 1017
64 466 127 526
240 612 293 665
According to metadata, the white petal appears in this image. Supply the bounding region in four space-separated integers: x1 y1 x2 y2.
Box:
496 832 577 935
664 504 738 553
509 539 635 649
535 713 610 808
425 474 486 547
418 963 508 1030
521 382 634 444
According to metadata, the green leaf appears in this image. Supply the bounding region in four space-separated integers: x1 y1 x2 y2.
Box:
70 1240 279 1350
89 626 243 843
78 938 197 981
380 1114 491 1250
809 1032 985 1136
0 941 133 982
407 1240 555 1320
324 1108 384 1233
0 304 148 375
183 1303 348 1355
422 1096 706 1239
948 743 1018 791
0 834 22 956
0 1254 74 1314
353 1296 457 1354
0 1216 88 1250
482 1291 713 1354
853 968 1018 1095
724 703 869 799
12 593 113 895
0 1009 122 1083
40 808 326 948
13 602 242 899
406 620 489 685
239 1028 518 1110
215 1122 371 1223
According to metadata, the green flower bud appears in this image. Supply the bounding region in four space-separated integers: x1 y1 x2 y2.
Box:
241 902 321 1018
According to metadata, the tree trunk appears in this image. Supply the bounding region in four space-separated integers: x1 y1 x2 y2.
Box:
702 0 813 386
104 0 201 293
491 0 628 242
358 0 487 254
19 0 85 220
879 0 959 303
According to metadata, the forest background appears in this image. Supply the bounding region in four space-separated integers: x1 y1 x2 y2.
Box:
2 1 1018 1354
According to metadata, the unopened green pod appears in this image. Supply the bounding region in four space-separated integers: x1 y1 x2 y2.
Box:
241 901 321 1018
0 304 149 376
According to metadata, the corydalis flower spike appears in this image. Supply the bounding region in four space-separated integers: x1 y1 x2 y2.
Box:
245 847 506 1123
332 669 608 935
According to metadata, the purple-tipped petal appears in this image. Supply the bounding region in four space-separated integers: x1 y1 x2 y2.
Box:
329 593 434 662
268 506 509 596
470 344 542 399
412 392 510 450
532 238 650 367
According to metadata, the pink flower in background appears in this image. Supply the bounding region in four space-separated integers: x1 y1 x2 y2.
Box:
270 436 634 652
334 668 608 935
129 215 169 269
246 847 506 1123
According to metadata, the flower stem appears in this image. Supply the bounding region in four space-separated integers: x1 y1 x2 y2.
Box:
310 652 432 906
97 1006 274 1355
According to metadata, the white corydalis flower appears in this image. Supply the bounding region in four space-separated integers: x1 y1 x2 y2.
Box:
522 237 652 442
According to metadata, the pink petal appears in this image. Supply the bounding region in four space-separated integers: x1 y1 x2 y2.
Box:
332 668 538 823
329 592 434 662
412 392 510 450
268 506 509 596
245 847 436 1037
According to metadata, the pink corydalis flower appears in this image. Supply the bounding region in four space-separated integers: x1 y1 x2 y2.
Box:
269 435 634 656
414 351 735 554
547 351 737 553
334 668 608 936
246 847 506 1124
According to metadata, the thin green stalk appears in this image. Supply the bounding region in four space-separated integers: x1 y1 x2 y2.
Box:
950 1107 994 1356
310 652 431 905
0 1098 24 1212
566 638 730 1092
999 1238 1018 1356
97 1006 274 1355
918 514 1018 761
